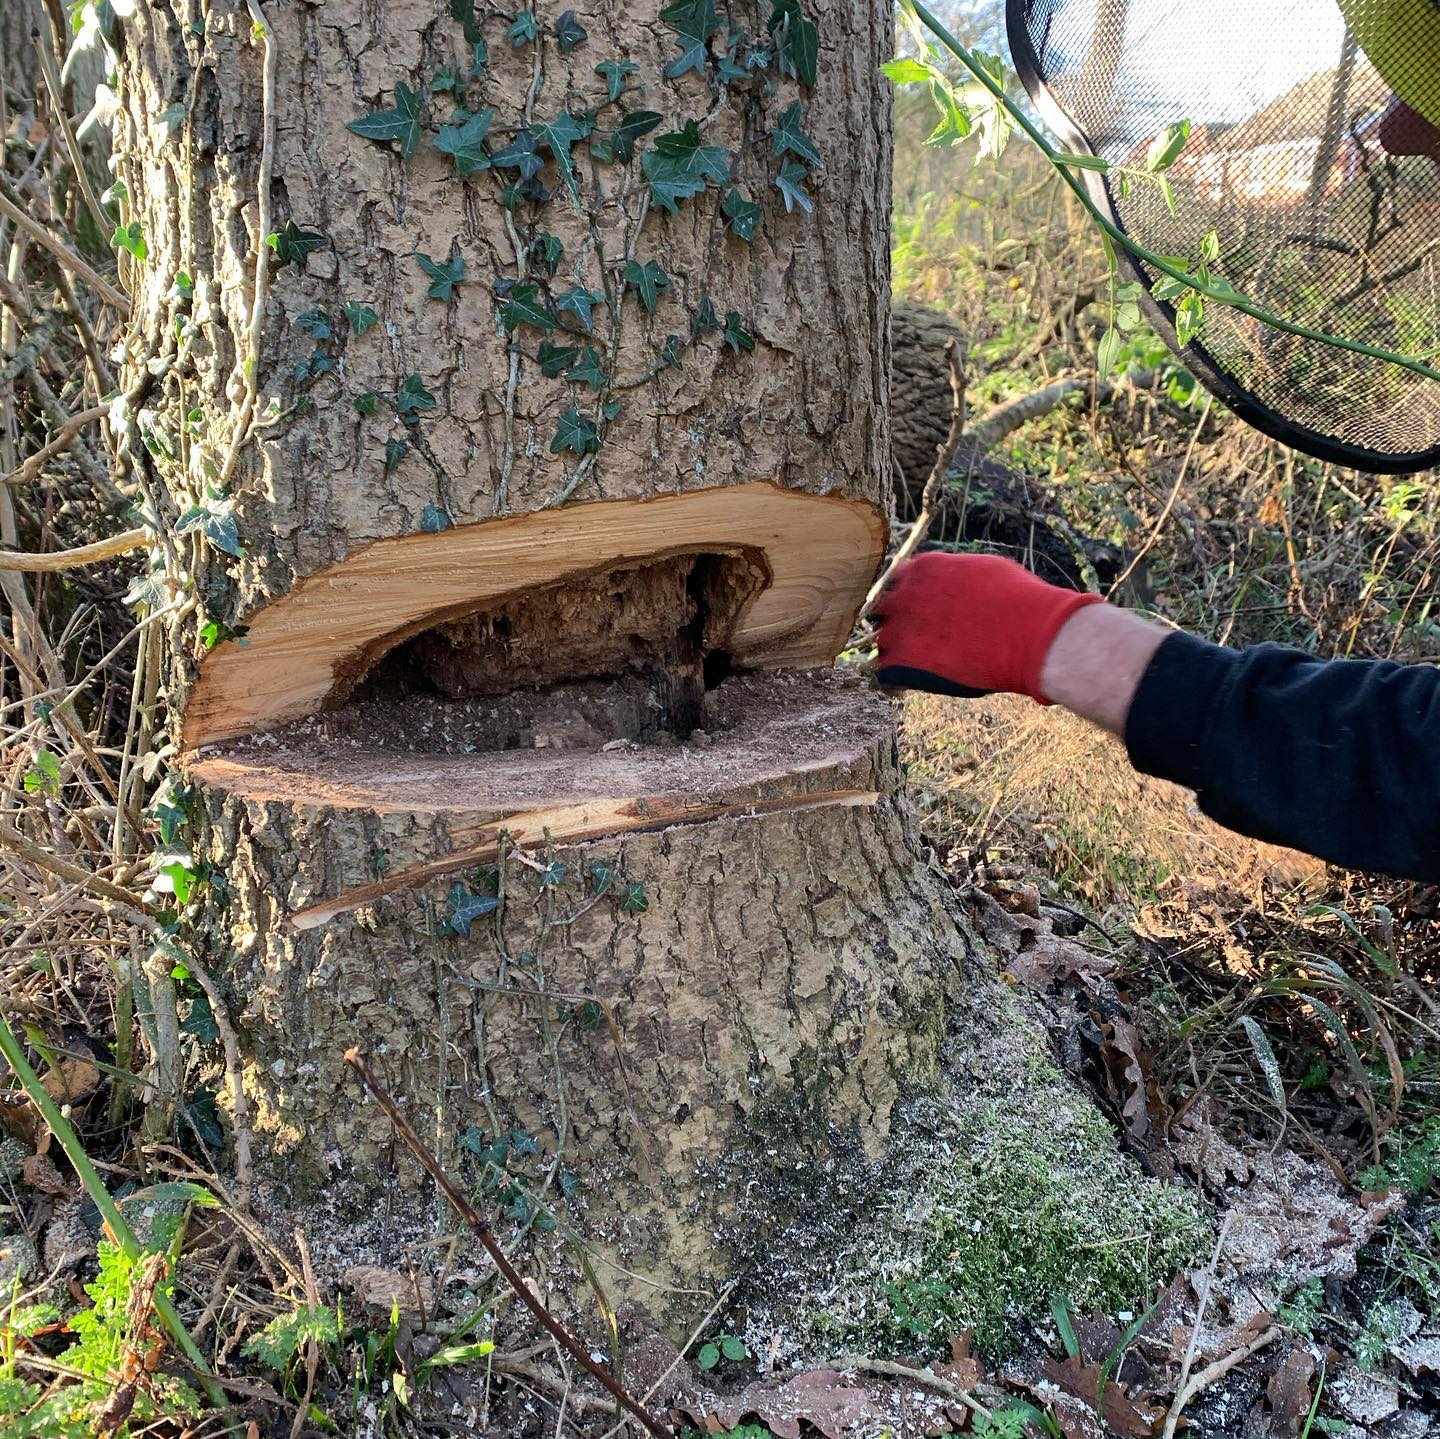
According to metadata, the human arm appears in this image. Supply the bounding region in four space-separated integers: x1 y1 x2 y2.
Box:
872 552 1440 882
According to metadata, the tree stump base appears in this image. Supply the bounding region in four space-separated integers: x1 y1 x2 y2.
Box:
190 670 976 1326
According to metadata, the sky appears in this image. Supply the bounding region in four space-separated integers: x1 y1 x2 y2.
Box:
1036 0 1355 128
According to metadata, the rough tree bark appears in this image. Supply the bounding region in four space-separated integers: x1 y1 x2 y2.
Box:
109 0 1200 1345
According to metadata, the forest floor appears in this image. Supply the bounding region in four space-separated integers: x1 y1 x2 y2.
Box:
3 75 1439 1439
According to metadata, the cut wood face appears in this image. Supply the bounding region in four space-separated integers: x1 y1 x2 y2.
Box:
186 670 892 930
183 483 885 747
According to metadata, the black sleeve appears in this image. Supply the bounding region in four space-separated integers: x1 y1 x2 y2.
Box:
1124 631 1440 883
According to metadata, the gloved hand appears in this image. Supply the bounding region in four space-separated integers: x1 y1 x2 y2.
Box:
871 552 1105 703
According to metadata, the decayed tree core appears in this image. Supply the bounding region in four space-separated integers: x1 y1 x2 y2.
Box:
182 483 884 746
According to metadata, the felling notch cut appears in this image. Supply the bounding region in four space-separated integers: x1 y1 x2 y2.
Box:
182 483 885 749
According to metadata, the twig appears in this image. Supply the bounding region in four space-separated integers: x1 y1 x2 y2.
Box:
0 186 130 314
1161 1212 1234 1439
1164 1326 1282 1437
182 950 254 1210
827 1354 991 1421
344 1049 675 1439
1107 395 1212 599
34 27 109 240
217 0 277 488
0 525 147 571
0 820 153 917
861 338 966 618
1 404 108 487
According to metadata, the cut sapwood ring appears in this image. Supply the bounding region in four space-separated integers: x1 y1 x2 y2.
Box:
182 483 885 748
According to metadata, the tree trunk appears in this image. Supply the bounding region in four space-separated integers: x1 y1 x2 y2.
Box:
110 0 1201 1346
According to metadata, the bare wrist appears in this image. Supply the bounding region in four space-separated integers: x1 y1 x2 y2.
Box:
1038 603 1170 735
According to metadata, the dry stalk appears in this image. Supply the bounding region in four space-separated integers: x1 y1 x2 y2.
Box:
0 525 148 571
345 1048 676 1439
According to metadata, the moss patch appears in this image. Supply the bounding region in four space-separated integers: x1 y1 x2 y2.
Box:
723 979 1209 1361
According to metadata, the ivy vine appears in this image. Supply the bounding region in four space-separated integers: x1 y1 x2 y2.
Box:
279 0 824 515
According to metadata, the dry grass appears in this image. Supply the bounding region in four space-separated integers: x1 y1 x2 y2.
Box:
901 692 1326 912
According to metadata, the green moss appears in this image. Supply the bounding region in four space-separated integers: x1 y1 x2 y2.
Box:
871 1085 1206 1353
725 983 1209 1362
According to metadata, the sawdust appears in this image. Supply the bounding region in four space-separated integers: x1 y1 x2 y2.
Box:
195 668 891 815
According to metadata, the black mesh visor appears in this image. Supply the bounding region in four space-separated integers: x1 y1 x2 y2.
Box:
1008 0 1440 472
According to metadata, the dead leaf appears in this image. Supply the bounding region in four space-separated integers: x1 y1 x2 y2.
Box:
1041 1356 1165 1436
1096 1015 1151 1143
343 1265 437 1313
41 1054 101 1106
1168 1097 1251 1188
973 890 1118 990
45 1195 96 1270
936 1331 983 1391
1391 1333 1440 1376
1329 1364 1400 1426
1266 1348 1316 1435
22 1152 70 1197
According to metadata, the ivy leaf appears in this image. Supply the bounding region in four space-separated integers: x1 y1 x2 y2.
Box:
660 0 720 78
112 220 147 262
430 66 458 92
296 309 333 339
533 232 564 275
768 0 818 87
692 295 721 335
661 334 684 369
490 129 543 180
642 120 730 211
721 187 760 240
508 10 539 45
538 339 580 377
555 285 604 330
535 112 586 200
346 82 425 160
176 495 243 557
624 258 669 313
420 503 453 532
385 437 409 469
452 0 484 43
554 9 588 51
416 251 465 301
620 880 648 913
354 390 379 415
394 372 437 417
771 100 821 166
267 221 326 265
471 38 490 75
552 408 600 455
344 300 379 335
723 310 754 355
568 345 606 388
611 108 663 164
434 106 495 176
595 56 638 103
498 282 554 333
774 159 813 214
445 881 498 935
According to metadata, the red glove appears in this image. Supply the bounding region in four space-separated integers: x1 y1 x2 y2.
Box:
871 552 1104 703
